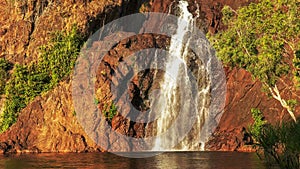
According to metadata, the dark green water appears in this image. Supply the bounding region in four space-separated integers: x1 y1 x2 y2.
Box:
0 152 268 169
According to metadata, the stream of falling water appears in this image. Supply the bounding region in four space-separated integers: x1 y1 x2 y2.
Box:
150 0 211 151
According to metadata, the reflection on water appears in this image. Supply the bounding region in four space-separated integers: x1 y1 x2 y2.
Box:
0 152 267 169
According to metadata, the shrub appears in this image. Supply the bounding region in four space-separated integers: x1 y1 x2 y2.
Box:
39 26 83 87
102 102 118 123
249 108 266 139
249 109 300 169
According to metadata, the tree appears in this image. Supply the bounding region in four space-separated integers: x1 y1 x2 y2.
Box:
209 0 300 122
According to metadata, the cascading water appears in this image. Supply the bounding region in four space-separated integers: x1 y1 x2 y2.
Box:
150 0 211 151
72 0 225 155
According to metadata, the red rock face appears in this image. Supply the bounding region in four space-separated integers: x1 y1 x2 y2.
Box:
93 33 170 151
150 0 257 33
0 0 142 153
206 67 300 151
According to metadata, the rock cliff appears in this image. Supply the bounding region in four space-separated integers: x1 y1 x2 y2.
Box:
0 0 299 154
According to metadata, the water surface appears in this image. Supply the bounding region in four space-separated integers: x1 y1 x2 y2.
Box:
0 152 269 169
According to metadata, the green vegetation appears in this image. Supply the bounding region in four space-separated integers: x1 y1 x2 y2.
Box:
249 109 300 169
0 58 12 95
249 108 266 139
94 98 100 105
39 26 83 86
102 102 118 123
0 26 83 133
210 1 300 167
1 64 50 131
209 0 300 122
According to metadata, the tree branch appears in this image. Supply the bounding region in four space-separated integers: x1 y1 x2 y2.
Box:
237 30 252 58
267 84 297 122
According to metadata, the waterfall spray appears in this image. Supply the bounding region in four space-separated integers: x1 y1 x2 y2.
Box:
150 1 211 151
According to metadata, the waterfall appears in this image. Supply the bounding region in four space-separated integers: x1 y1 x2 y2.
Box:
150 1 211 151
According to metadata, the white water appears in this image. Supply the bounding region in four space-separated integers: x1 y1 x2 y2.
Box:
151 1 211 151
